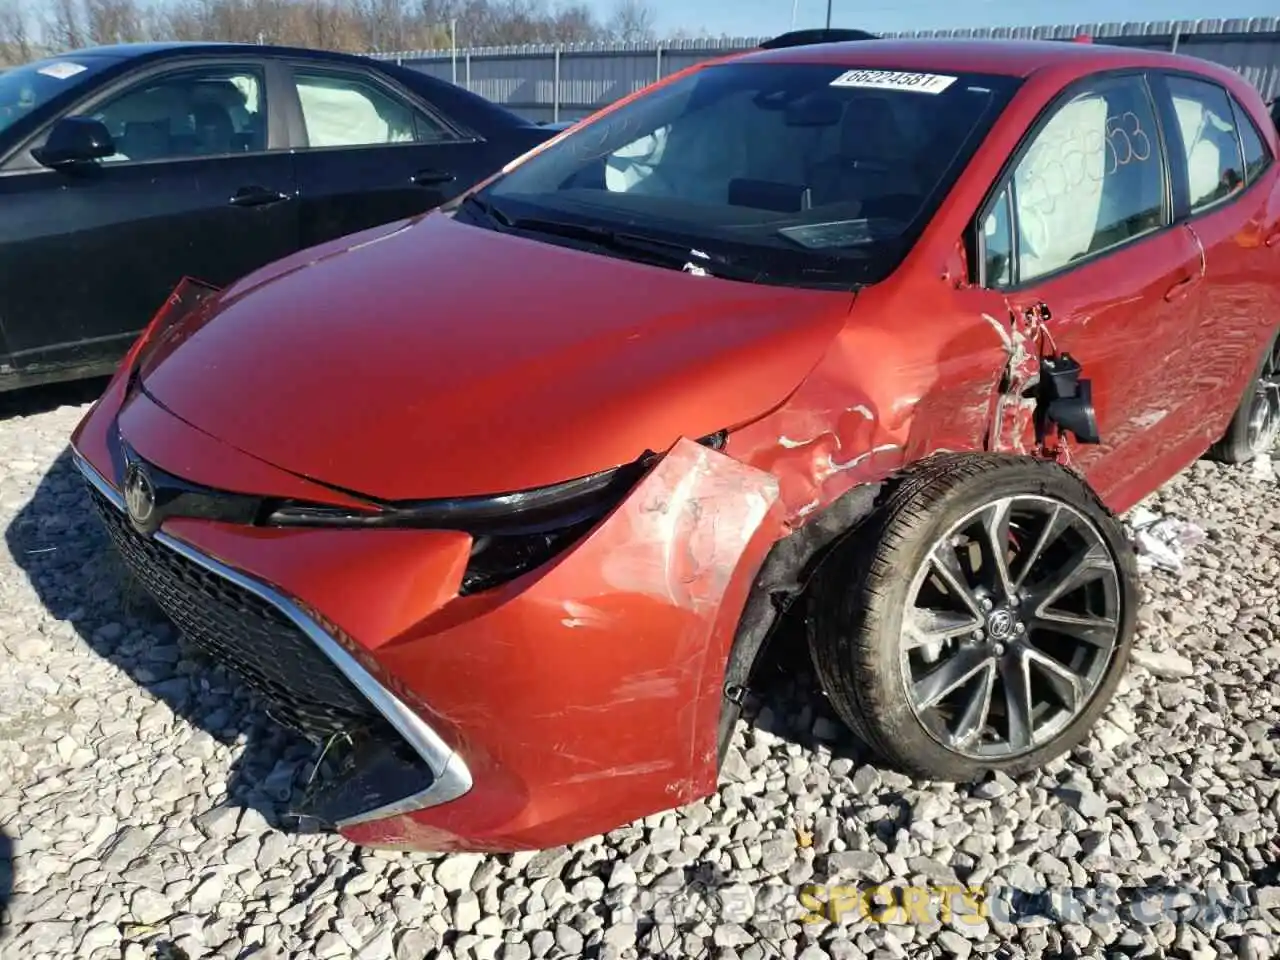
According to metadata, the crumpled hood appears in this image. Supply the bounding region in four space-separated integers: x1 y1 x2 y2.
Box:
137 212 853 501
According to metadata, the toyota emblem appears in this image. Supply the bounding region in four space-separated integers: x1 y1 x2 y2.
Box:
123 461 157 531
985 608 1015 641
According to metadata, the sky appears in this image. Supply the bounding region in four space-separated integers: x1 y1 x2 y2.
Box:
625 0 1280 39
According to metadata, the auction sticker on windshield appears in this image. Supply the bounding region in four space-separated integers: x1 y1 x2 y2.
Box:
36 62 88 80
829 70 957 94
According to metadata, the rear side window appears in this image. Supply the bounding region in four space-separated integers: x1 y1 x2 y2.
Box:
1231 95 1273 186
1166 75 1246 212
292 70 451 148
983 74 1167 287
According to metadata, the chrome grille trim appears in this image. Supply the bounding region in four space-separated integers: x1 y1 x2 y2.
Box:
73 448 473 827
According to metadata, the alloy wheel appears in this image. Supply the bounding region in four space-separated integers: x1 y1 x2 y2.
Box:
1247 339 1280 454
898 495 1122 760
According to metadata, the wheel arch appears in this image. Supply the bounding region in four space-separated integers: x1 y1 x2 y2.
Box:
715 476 884 763
713 447 1114 765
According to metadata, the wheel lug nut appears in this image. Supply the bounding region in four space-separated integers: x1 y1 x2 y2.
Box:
980 597 993 611
973 629 985 641
993 643 1005 656
1015 622 1025 634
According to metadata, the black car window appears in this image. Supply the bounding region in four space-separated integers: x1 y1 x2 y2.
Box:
986 74 1167 287
83 66 268 163
292 70 451 148
1230 94 1274 186
1166 75 1246 212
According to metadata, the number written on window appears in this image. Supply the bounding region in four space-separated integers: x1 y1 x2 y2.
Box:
985 76 1166 286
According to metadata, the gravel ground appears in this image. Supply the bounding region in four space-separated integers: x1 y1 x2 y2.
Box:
2 385 1280 960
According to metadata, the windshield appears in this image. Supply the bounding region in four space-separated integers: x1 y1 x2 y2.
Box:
0 55 119 137
479 61 1021 288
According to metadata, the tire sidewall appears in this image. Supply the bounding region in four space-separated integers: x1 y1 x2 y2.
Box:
1214 326 1280 463
824 458 1139 781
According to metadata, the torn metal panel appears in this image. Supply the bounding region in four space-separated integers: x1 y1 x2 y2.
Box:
986 306 1045 456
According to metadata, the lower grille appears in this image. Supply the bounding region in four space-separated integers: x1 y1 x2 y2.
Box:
87 487 380 740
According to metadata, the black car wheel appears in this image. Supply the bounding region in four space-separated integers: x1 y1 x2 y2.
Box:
1206 330 1280 464
807 454 1138 782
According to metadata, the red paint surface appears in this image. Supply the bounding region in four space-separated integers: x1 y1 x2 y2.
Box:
71 38 1280 851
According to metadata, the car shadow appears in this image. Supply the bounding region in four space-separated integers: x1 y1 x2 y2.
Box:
738 605 873 762
0 826 12 941
5 444 322 839
0 377 111 422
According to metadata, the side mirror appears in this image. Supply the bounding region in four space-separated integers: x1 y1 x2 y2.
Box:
32 116 117 169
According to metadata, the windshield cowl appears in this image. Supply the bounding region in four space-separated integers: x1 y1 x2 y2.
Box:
459 193 862 291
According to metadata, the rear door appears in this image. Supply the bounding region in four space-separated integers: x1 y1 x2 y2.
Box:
280 60 492 248
1148 70 1280 449
967 71 1206 506
0 56 298 376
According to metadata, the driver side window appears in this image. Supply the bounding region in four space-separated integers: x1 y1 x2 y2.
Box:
85 66 267 164
983 74 1167 287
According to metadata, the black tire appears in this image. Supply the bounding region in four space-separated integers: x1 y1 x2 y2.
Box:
806 453 1139 782
1205 328 1280 464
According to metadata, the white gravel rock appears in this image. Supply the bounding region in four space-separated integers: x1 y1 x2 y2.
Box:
0 388 1278 959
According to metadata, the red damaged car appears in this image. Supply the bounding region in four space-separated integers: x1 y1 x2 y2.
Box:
71 36 1280 852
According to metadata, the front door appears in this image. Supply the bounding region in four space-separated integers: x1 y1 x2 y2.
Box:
966 71 1205 508
281 63 492 249
0 59 298 375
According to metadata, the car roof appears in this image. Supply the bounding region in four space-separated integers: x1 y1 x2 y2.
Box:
732 36 1218 80
61 40 379 66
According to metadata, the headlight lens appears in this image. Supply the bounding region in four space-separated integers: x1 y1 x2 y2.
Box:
265 463 636 534
263 430 728 593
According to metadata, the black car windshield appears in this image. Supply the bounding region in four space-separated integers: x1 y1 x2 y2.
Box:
480 61 1021 288
0 55 119 136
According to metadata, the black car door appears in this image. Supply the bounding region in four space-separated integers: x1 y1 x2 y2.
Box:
279 60 495 249
0 56 298 377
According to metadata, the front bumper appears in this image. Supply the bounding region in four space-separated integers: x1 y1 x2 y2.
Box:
71 382 783 851
76 452 473 828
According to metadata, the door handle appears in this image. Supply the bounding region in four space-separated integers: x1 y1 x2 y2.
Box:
1164 273 1199 302
229 186 290 207
410 168 455 187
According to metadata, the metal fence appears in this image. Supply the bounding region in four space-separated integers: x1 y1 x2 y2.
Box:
372 17 1280 123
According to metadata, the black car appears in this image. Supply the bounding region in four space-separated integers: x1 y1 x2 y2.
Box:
0 42 556 390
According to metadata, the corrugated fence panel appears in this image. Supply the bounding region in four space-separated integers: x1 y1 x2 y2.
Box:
559 48 655 111
382 19 1280 121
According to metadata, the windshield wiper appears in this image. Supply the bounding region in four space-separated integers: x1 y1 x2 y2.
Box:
459 193 515 228
465 202 855 288
499 213 752 277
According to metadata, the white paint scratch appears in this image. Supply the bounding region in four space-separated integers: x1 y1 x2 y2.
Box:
982 312 1013 350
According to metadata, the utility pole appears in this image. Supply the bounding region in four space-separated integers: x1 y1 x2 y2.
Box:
450 17 458 84
791 0 799 29
826 0 833 28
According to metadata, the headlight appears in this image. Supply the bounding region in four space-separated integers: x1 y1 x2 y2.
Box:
263 430 728 594
265 462 639 535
